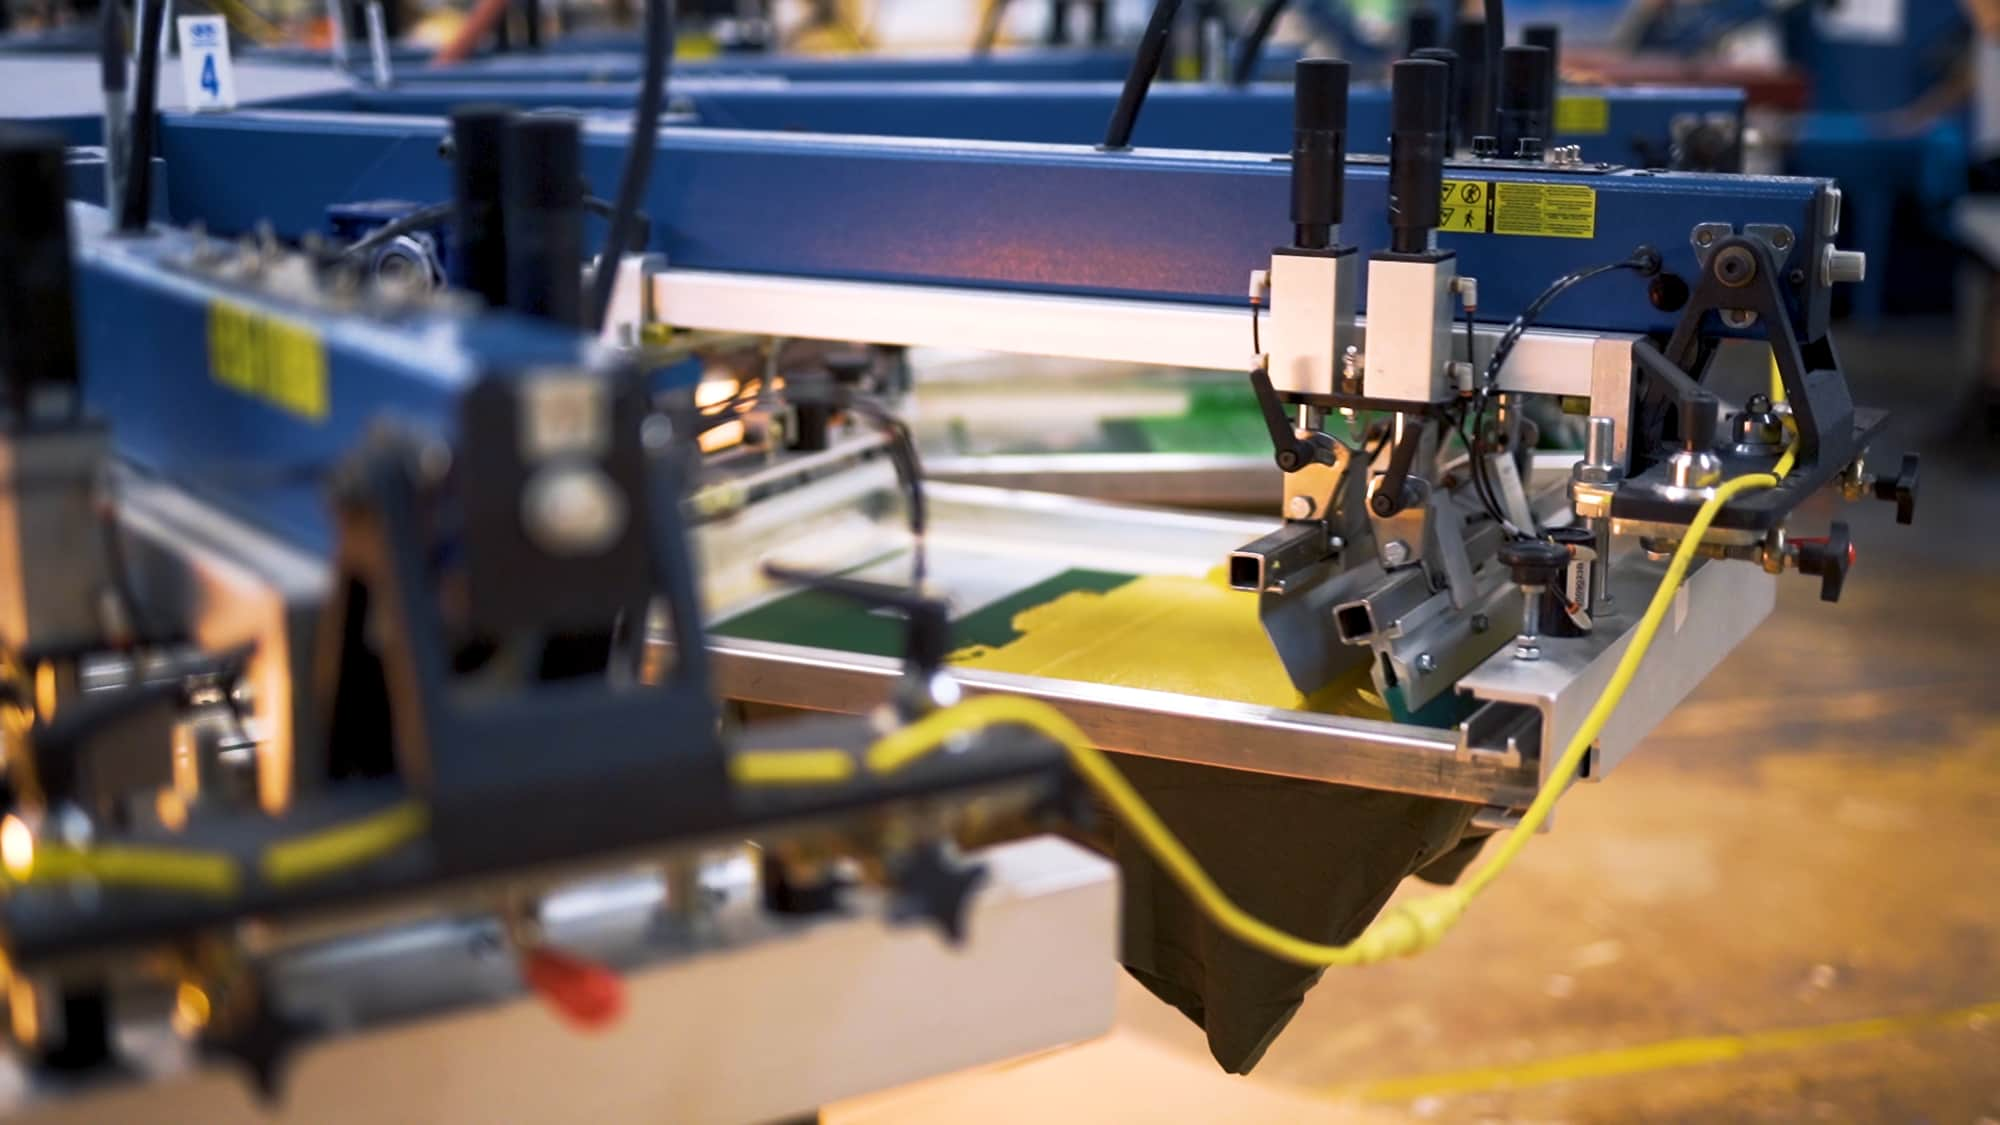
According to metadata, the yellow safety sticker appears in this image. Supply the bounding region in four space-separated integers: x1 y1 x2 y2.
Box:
207 299 328 421
1438 179 1493 235
1555 94 1611 136
1493 182 1597 239
1441 178 1598 238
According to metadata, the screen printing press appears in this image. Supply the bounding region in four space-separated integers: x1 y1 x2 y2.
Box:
0 29 1921 1121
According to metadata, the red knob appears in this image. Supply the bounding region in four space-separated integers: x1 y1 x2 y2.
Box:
523 947 625 1031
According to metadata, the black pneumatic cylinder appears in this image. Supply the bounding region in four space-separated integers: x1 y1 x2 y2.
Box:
1405 7 1439 53
1523 24 1561 84
503 115 585 327
1289 58 1349 251
0 128 81 421
1498 45 1553 160
1452 18 1488 149
1523 24 1561 144
1387 59 1448 256
450 105 515 309
1410 47 1459 154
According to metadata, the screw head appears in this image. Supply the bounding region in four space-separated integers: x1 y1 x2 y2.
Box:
1471 613 1491 634
1286 495 1315 520
1415 653 1438 673
1695 228 1715 247
1382 541 1411 567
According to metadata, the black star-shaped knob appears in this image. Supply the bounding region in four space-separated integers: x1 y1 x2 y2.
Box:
200 989 319 1105
887 843 988 946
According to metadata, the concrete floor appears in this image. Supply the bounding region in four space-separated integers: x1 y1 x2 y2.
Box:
831 322 2000 1123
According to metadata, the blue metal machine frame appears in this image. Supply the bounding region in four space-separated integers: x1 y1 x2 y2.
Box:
271 79 1741 169
74 214 596 551
153 110 1826 333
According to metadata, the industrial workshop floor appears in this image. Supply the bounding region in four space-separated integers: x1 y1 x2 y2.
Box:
829 320 2000 1124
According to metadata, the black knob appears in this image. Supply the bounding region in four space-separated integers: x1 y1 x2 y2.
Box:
1497 537 1569 588
825 349 873 385
1497 45 1553 160
1794 521 1853 604
1290 58 1349 251
1388 59 1450 255
1871 452 1918 525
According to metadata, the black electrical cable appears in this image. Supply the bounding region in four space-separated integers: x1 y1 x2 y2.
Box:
1101 0 1185 149
1463 247 1659 537
338 200 457 262
1230 0 1287 86
120 0 169 232
1482 0 1503 140
585 0 674 333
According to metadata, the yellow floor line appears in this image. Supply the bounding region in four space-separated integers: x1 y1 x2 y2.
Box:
1329 998 2000 1102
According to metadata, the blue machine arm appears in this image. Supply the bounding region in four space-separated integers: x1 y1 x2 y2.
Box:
274 79 1742 171
152 110 1831 340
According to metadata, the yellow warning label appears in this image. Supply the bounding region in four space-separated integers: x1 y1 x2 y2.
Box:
1438 179 1492 234
1439 179 1597 239
1492 182 1597 239
208 299 329 421
1555 95 1611 136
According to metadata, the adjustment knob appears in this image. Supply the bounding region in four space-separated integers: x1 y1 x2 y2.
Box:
1793 521 1854 604
1497 537 1568 589
1822 246 1867 286
1871 452 1918 525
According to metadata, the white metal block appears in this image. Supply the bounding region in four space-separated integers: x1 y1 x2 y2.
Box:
1362 255 1458 404
1266 248 1358 397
